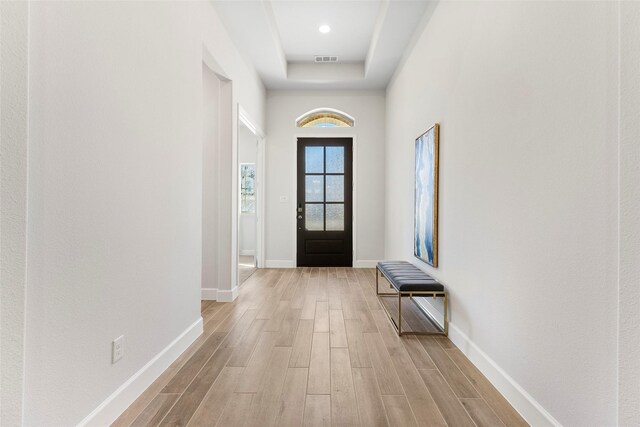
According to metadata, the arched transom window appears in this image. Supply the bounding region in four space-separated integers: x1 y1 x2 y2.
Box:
296 108 355 128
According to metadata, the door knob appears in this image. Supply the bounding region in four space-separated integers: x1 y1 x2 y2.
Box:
297 215 303 220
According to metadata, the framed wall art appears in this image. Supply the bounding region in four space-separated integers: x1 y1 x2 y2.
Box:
414 123 439 267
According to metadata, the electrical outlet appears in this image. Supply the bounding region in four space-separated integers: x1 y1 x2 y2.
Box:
112 335 124 364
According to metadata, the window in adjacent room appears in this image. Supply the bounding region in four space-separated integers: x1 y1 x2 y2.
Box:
240 163 256 213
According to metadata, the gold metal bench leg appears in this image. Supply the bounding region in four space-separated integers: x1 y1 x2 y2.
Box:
376 268 399 296
444 292 449 336
398 292 402 336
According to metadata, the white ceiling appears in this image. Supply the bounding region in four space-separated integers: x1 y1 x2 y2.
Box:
212 0 433 90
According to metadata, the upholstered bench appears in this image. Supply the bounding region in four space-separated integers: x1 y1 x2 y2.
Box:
376 261 448 336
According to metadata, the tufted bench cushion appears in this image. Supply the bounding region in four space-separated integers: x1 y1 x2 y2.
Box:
377 261 444 293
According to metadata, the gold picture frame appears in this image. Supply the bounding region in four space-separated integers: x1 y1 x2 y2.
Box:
414 123 439 267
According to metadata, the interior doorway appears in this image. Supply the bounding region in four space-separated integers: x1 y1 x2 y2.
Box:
237 107 264 285
296 137 353 267
238 125 258 283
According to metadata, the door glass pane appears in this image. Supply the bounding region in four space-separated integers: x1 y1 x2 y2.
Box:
326 204 344 231
305 176 324 202
305 204 324 230
326 146 344 173
305 146 324 173
325 175 344 202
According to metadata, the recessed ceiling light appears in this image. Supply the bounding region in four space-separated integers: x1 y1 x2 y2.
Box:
319 25 331 34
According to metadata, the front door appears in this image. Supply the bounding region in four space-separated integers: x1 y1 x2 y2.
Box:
297 138 353 267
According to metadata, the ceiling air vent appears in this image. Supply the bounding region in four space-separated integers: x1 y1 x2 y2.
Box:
314 56 338 63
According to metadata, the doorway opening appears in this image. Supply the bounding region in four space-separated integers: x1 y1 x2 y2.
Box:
238 128 258 283
236 107 264 285
296 137 353 267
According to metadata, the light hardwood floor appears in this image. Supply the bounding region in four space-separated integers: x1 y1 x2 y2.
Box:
113 268 528 427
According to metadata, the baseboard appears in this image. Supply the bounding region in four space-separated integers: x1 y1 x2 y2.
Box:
77 317 203 427
201 287 217 301
354 260 379 268
217 286 239 302
415 297 559 426
239 249 255 256
265 260 295 268
448 322 560 426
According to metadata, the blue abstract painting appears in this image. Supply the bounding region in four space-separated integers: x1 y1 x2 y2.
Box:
414 124 439 267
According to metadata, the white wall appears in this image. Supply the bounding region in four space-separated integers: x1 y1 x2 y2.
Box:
619 2 640 424
239 124 257 255
385 2 619 425
24 1 265 425
0 2 29 425
265 91 385 267
239 121 258 164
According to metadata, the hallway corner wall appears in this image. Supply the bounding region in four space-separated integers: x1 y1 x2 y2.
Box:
0 2 29 426
618 1 640 424
24 2 265 425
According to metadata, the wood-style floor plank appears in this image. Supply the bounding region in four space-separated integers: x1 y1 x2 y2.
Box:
244 346 292 426
329 293 343 311
403 335 436 370
386 345 447 427
419 336 480 398
329 309 348 348
234 331 277 393
352 367 388 427
314 301 329 332
418 368 475 427
303 394 331 427
130 393 179 427
275 308 302 346
274 368 309 426
226 318 267 367
161 332 227 394
300 294 317 320
221 308 259 348
290 319 314 367
446 347 529 426
363 332 404 395
186 367 243 426
159 346 234 426
264 300 288 332
215 393 253 427
381 395 418 427
460 398 507 427
345 319 372 368
330 348 359 426
307 332 331 394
